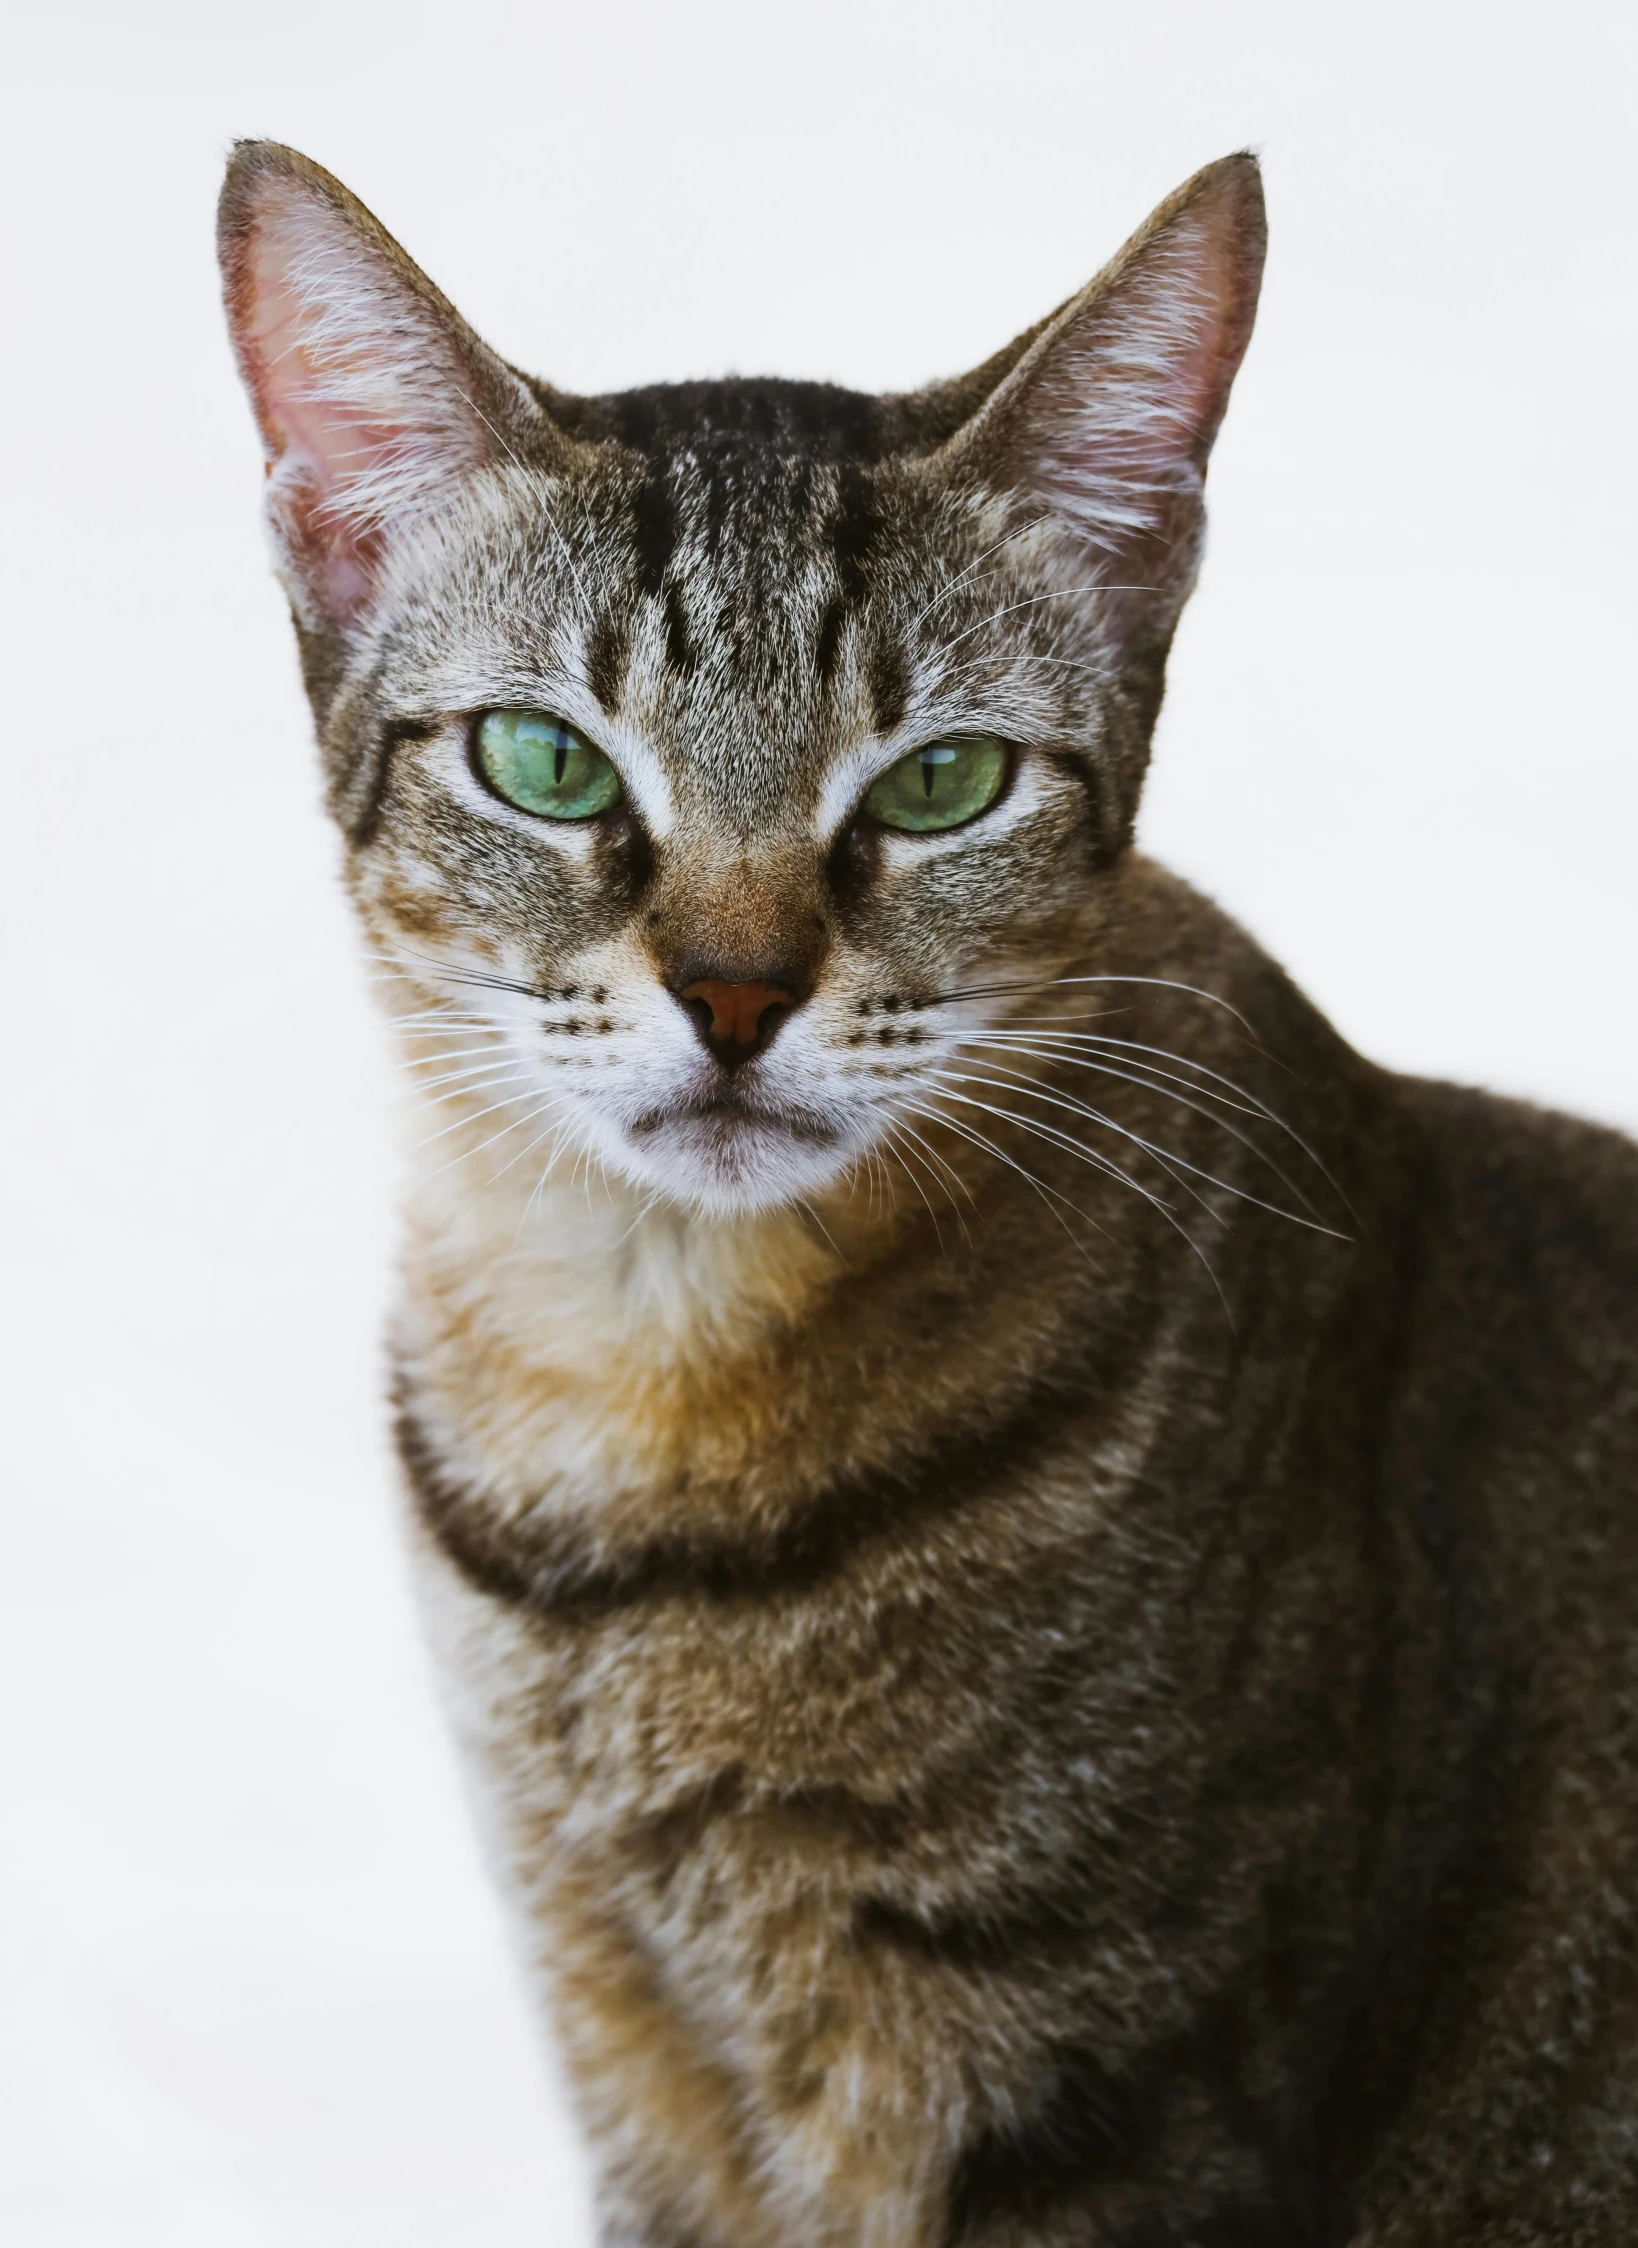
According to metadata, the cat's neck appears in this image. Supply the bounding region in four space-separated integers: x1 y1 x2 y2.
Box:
391 1129 898 1521
384 862 1370 1529
404 1148 861 1375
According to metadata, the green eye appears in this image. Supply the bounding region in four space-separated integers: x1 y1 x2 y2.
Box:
474 709 622 820
863 736 1009 834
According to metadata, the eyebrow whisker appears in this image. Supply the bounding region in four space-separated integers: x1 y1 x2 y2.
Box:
904 514 1052 636
934 583 1160 663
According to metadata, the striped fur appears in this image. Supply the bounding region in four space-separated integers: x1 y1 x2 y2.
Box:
221 145 1638 2244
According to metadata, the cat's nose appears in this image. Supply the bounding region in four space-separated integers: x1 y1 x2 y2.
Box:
677 974 797 1069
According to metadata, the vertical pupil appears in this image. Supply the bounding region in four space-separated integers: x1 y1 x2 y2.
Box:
553 729 569 785
921 752 937 799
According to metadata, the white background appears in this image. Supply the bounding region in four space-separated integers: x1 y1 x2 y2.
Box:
3 3 1634 2240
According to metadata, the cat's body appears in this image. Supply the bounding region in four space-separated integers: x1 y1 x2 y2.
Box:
220 146 1638 2243
402 868 1638 2248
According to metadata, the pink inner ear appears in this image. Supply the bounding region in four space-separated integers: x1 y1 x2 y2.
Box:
1144 217 1251 472
240 258 370 611
229 191 485 626
1023 179 1262 566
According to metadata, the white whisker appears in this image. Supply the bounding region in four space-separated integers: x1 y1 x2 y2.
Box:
890 1111 979 1218
977 1031 1271 1121
877 1122 952 1252
921 1083 1229 1318
799 1199 850 1266
905 515 1051 636
933 1067 1213 1220
408 1075 540 1155
897 1096 1101 1262
958 1038 1338 1226
401 1057 531 1097
452 385 593 619
943 1056 1343 1239
941 972 1257 1039
934 583 1158 662
416 1088 566 1184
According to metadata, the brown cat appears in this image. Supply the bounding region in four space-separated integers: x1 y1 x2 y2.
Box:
219 141 1638 2244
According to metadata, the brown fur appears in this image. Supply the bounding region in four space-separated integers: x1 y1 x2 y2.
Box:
220 142 1638 2244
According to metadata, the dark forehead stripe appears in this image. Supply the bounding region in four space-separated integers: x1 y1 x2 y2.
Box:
539 375 956 697
621 452 695 676
661 582 694 676
814 457 890 698
533 362 1038 462
815 610 910 730
867 637 911 734
551 377 893 462
829 460 879 602
629 465 677 598
584 611 629 716
814 598 847 691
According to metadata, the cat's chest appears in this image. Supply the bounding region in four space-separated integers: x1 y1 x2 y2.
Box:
412 1529 968 2247
404 1301 1037 1923
398 1204 1147 2247
396 1179 888 1523
419 1490 944 1835
398 1185 1123 1836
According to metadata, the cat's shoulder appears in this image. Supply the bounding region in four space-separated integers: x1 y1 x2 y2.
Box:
1385 1073 1638 1530
1399 1073 1638 1304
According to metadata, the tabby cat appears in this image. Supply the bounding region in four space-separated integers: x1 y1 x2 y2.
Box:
219 143 1638 2244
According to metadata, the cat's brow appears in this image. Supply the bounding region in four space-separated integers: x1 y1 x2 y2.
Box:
594 721 676 838
815 735 914 837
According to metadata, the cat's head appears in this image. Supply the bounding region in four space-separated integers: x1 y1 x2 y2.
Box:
219 145 1263 1218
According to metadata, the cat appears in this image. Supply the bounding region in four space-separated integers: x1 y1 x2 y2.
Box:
219 142 1638 2245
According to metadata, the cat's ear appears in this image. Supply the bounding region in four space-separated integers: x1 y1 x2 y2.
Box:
941 154 1266 637
217 142 553 634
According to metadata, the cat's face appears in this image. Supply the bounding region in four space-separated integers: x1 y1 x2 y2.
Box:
220 145 1264 1216
339 447 1132 1215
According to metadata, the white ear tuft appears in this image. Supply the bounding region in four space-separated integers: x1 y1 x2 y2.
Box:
949 155 1266 625
218 143 543 631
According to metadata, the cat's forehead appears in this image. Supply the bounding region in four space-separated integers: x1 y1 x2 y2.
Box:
397 378 965 826
546 375 902 461
565 374 919 626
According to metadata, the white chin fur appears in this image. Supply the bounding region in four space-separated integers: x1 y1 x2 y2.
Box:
598 1105 859 1218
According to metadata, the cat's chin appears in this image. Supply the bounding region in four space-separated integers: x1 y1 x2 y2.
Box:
614 1097 857 1219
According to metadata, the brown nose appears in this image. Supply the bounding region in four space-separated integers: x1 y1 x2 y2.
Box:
680 977 795 1066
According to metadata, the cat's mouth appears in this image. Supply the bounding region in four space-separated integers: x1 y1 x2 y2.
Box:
628 1093 839 1148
